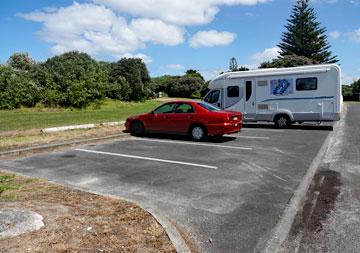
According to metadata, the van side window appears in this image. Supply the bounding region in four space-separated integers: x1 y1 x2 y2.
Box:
204 90 220 104
296 78 317 91
246 81 252 101
227 86 239 97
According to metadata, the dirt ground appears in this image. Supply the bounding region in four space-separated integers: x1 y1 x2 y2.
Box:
0 172 176 253
0 125 125 152
280 169 342 252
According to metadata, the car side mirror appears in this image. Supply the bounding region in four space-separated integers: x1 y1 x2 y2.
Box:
150 111 155 115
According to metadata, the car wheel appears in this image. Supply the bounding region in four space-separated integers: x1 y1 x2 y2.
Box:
191 125 207 141
131 121 144 136
274 115 291 129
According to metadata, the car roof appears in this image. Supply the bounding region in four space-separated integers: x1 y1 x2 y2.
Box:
164 100 199 104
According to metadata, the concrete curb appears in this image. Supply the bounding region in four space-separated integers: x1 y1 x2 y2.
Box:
141 208 191 253
261 120 341 253
41 121 125 133
0 134 128 158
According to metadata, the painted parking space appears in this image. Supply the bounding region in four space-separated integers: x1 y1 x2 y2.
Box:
0 125 333 253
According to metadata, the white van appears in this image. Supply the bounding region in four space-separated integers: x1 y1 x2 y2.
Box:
203 64 342 128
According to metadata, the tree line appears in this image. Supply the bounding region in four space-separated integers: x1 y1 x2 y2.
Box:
343 80 360 101
0 52 206 109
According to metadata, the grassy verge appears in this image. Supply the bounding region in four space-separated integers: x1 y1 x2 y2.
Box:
0 99 162 132
0 172 175 252
0 125 127 152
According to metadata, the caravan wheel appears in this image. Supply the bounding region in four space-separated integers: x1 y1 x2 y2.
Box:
274 115 291 129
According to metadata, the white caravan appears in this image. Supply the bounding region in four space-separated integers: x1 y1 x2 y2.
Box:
203 64 342 128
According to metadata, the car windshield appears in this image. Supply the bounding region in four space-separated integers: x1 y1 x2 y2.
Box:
198 102 221 112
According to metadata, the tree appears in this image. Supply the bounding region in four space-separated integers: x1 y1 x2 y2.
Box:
278 0 337 63
229 57 238 71
109 58 151 101
7 52 36 71
351 79 360 100
166 76 204 98
0 65 40 109
259 54 318 69
185 69 204 81
44 51 106 108
237 66 249 71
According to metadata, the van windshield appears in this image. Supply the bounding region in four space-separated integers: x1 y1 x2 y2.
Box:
198 102 221 111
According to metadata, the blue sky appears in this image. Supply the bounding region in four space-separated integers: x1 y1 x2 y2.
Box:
0 0 359 84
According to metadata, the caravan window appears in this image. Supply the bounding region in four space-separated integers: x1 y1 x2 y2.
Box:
204 90 220 104
246 81 252 101
296 78 317 91
227 86 239 97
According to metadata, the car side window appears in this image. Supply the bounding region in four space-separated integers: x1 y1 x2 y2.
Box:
174 103 194 113
153 103 176 114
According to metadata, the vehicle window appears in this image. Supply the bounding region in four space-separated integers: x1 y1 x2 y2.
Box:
227 86 239 98
204 90 220 104
198 102 221 111
246 81 252 101
153 103 176 114
174 103 194 113
296 78 317 91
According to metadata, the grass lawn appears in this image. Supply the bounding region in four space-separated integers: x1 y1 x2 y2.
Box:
0 99 163 132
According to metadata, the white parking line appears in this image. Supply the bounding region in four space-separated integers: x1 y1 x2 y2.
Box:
224 135 270 140
75 148 218 169
242 128 284 132
131 137 253 151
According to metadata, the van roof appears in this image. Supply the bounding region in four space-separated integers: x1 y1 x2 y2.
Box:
211 64 340 82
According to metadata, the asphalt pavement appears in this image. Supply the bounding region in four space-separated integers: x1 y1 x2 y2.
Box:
0 122 333 252
282 103 360 252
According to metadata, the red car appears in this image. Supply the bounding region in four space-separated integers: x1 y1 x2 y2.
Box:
125 101 242 140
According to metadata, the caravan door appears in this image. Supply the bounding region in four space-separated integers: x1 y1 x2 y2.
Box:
204 89 223 109
244 80 256 120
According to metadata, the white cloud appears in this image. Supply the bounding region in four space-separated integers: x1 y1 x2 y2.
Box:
329 31 341 39
121 53 153 63
130 19 184 46
189 30 236 48
94 0 271 26
348 28 360 43
250 47 280 63
18 0 273 60
17 2 184 60
167 64 185 70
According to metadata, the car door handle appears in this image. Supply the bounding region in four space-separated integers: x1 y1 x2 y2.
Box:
187 115 193 119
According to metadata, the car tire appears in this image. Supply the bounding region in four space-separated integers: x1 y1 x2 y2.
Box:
131 121 144 136
190 125 207 141
274 115 291 129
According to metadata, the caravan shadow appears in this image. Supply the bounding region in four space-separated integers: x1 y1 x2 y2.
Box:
242 123 333 131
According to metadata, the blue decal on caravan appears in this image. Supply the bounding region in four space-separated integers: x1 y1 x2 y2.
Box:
271 79 294 96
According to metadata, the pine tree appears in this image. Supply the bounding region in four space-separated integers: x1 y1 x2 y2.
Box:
229 57 238 71
278 0 338 63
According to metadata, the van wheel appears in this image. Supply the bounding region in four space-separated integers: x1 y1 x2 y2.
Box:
190 125 207 141
131 121 144 136
274 115 291 129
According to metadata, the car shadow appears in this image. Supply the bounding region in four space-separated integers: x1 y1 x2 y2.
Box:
124 131 237 143
243 123 334 131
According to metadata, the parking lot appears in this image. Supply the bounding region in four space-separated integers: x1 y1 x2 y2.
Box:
0 123 333 253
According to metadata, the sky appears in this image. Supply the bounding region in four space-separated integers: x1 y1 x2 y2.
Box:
0 0 359 84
